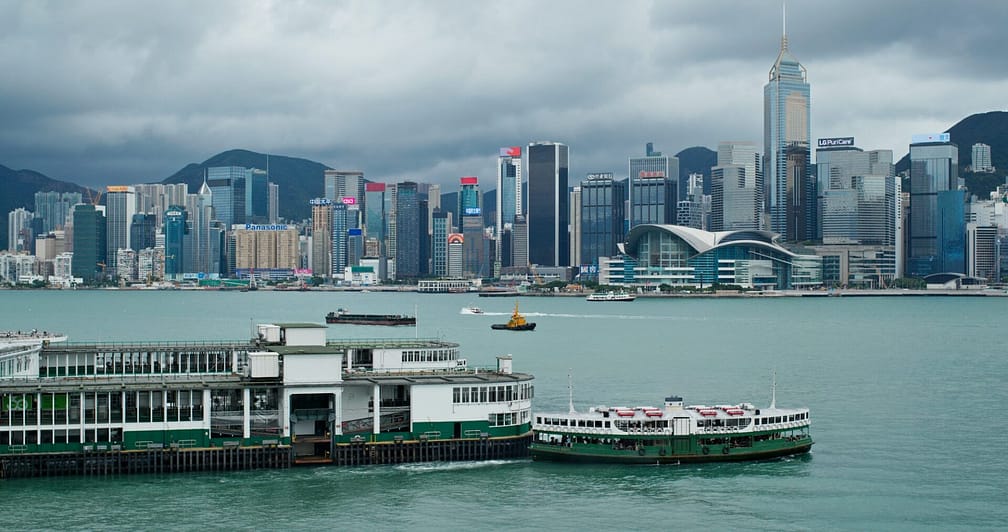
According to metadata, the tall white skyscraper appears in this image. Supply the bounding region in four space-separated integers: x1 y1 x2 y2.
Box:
7 207 34 252
711 142 761 231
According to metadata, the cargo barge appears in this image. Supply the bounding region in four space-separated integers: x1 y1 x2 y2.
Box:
0 323 533 479
325 309 416 326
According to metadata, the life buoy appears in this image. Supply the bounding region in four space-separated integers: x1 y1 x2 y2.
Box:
722 446 730 455
702 446 710 455
659 448 667 457
638 447 646 456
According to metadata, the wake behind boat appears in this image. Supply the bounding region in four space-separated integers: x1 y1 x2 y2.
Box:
461 306 484 315
325 308 416 326
531 391 811 464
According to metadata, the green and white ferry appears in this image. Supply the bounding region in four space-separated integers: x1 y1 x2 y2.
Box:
531 391 811 464
0 323 534 478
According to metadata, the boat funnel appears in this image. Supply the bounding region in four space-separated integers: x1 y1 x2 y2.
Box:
497 355 513 374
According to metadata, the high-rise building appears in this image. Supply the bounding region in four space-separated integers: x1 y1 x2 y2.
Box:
569 185 582 268
497 146 523 231
324 170 365 206
310 199 334 279
966 223 998 281
8 208 34 252
711 142 762 231
395 182 421 279
163 205 188 279
244 169 269 224
447 233 464 278
129 214 158 252
432 210 449 278
427 184 441 241
105 186 136 269
365 182 387 253
268 182 279 224
332 202 348 278
232 224 299 272
34 191 82 234
580 174 627 273
764 11 812 241
458 177 481 217
908 134 961 276
677 173 707 230
628 143 679 228
815 140 896 245
511 214 529 270
527 141 569 267
207 167 248 227
71 204 107 282
972 143 994 173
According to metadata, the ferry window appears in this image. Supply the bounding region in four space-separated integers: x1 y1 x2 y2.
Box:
560 419 568 426
469 387 478 403
536 417 542 424
755 418 760 425
489 387 497 402
453 388 460 403
480 387 487 403
604 421 610 428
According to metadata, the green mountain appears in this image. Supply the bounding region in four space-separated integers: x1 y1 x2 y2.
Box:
0 165 93 251
895 111 1008 198
161 149 331 222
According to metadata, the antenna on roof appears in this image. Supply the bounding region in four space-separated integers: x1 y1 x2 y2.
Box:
568 370 576 414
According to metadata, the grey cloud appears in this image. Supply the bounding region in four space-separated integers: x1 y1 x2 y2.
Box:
0 0 1006 191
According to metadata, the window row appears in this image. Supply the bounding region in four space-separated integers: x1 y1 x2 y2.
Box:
754 412 807 426
0 391 205 426
488 409 530 427
402 349 457 363
452 383 533 405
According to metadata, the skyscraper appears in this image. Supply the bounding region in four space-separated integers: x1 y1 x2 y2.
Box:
580 173 626 274
34 191 81 234
207 166 249 227
711 142 762 231
432 209 449 277
332 202 348 278
71 204 107 282
104 186 136 269
497 146 523 233
310 199 334 279
764 9 812 241
163 205 187 279
324 170 365 205
395 182 421 279
7 208 33 253
268 182 279 224
245 169 269 224
527 141 569 267
129 213 158 252
908 134 961 276
569 185 582 268
628 143 679 228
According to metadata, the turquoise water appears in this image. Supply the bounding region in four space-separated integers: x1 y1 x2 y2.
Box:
1 291 1006 530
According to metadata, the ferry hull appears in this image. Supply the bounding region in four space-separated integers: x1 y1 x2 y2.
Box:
530 440 812 464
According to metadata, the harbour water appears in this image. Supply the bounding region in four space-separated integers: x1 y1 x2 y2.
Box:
1 290 1006 530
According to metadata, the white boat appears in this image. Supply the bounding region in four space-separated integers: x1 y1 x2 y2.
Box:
461 306 484 314
586 291 636 302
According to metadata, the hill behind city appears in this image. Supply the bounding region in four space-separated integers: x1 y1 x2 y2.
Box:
0 165 93 251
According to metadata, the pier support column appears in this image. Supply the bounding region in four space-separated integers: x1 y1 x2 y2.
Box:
372 384 381 435
243 388 251 439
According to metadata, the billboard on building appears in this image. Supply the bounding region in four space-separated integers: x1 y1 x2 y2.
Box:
817 137 855 147
460 176 478 185
499 147 522 158
911 133 951 144
365 183 386 192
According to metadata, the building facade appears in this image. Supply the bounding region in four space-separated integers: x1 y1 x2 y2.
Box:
580 173 626 275
527 142 569 267
628 143 679 228
70 204 107 283
395 182 421 279
908 135 961 276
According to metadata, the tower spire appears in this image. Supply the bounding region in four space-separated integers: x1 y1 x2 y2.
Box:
781 1 788 51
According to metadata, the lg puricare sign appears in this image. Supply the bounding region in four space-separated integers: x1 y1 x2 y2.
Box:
817 137 855 148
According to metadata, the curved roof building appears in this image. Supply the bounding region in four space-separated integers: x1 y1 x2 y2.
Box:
604 224 821 290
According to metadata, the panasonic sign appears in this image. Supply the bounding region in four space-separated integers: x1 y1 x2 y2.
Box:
817 137 855 148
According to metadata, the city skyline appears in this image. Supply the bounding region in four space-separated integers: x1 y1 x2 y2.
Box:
1 1 1006 190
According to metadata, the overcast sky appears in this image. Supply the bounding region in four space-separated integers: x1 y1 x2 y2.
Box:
1 0 1006 191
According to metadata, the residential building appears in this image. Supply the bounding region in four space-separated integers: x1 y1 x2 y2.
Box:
972 142 994 173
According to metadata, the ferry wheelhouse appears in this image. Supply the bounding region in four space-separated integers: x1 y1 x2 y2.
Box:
531 395 811 464
0 323 533 478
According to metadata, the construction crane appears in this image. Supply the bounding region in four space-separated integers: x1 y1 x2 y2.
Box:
86 188 104 206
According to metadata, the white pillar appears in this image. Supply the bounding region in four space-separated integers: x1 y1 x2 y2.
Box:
372 383 381 434
243 388 251 439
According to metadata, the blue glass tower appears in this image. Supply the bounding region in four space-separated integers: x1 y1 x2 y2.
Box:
395 182 420 279
764 11 812 241
164 206 188 278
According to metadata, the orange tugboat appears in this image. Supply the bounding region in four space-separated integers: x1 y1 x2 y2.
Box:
491 301 536 331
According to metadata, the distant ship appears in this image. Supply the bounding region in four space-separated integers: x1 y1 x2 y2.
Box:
325 309 416 326
491 302 536 331
461 306 484 315
531 393 812 463
586 291 636 302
